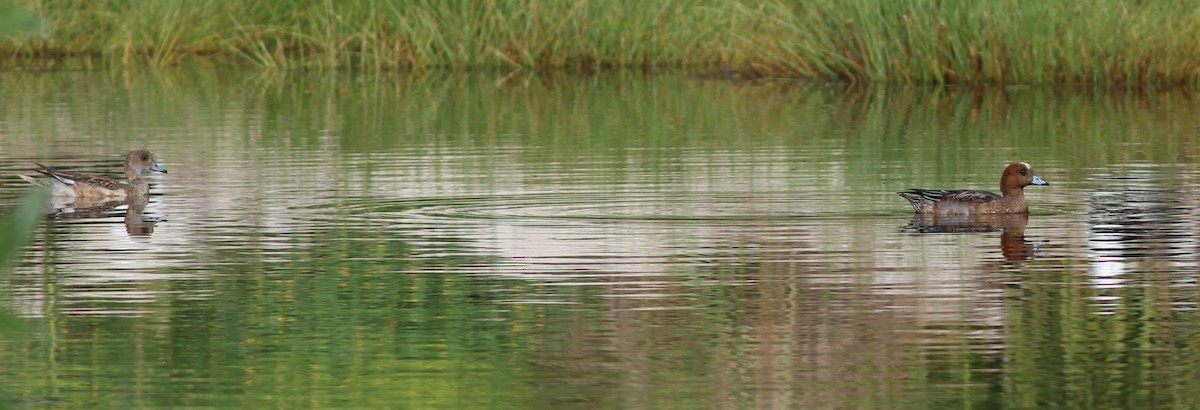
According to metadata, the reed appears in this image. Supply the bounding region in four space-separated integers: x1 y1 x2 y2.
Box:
734 0 1200 84
7 0 729 69
5 0 1200 84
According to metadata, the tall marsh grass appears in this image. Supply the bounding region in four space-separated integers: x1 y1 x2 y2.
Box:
7 0 731 70
735 0 1200 84
5 0 1200 84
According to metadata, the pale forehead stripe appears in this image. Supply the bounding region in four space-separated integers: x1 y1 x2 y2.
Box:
1019 162 1031 170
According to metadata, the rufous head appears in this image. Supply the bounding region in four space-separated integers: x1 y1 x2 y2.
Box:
1000 162 1048 196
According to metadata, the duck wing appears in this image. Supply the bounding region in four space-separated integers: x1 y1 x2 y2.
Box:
35 164 125 192
898 189 1001 213
939 190 1002 203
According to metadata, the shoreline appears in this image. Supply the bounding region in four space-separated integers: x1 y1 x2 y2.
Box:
3 1 1199 85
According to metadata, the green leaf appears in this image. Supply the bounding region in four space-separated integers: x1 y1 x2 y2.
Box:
0 188 49 270
0 188 48 335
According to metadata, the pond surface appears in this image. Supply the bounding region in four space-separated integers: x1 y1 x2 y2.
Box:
1 68 1199 409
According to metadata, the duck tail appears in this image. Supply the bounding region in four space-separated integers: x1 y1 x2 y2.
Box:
32 163 73 185
897 191 925 213
17 174 42 187
898 189 947 213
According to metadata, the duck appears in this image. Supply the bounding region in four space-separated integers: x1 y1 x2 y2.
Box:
18 150 168 199
898 162 1048 214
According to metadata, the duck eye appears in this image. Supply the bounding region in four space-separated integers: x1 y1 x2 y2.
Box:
141 153 149 161
1019 168 1027 175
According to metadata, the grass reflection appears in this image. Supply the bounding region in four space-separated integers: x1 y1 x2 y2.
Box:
0 70 1198 408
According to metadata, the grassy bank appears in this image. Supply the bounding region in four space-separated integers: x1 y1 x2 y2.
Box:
738 0 1200 84
4 0 1200 84
4 0 733 70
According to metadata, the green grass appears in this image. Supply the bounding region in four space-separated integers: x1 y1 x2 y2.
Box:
4 0 1200 84
734 0 1200 84
6 0 731 70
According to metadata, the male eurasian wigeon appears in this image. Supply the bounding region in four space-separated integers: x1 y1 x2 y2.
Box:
18 150 167 199
898 162 1048 214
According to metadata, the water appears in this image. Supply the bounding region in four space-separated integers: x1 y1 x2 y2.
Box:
1 68 1199 408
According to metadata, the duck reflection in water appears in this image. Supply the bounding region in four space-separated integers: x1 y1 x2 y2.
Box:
904 213 1036 261
39 193 159 236
17 150 167 236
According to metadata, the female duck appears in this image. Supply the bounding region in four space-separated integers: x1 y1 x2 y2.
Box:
19 150 168 199
898 162 1048 214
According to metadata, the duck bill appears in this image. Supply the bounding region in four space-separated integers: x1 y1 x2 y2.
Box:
150 162 168 173
1031 175 1048 186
